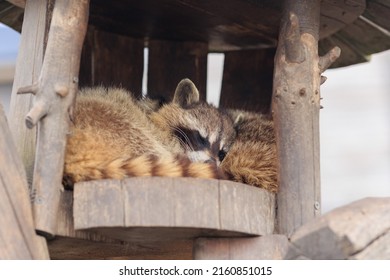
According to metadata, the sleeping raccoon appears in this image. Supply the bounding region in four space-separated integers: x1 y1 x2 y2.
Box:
63 79 236 187
220 109 278 193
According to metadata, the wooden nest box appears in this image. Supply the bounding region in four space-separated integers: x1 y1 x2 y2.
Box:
1 0 390 260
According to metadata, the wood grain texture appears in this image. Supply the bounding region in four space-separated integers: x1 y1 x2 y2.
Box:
272 0 323 237
219 49 275 113
0 104 49 260
364 0 390 30
194 235 289 260
8 0 47 185
25 0 89 237
147 40 207 102
79 27 144 95
286 197 390 260
73 177 275 242
50 191 193 259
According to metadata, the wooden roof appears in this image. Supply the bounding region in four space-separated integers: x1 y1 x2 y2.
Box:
1 0 390 67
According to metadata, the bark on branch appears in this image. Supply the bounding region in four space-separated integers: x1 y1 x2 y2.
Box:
272 0 340 237
18 0 89 238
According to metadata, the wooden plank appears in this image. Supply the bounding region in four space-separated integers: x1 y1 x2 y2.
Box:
219 49 275 113
219 180 275 235
79 27 144 95
8 0 47 185
72 177 275 242
319 0 365 39
335 17 390 56
287 197 390 259
50 191 193 259
364 0 390 30
194 235 289 260
147 40 207 101
0 104 49 259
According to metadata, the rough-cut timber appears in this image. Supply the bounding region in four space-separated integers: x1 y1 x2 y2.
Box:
286 197 390 260
194 235 289 260
272 0 340 237
17 0 90 238
72 178 275 241
0 104 49 260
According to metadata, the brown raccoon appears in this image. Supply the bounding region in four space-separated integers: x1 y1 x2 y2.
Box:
63 79 236 187
221 109 278 193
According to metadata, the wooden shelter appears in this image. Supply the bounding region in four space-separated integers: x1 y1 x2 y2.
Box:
0 0 389 259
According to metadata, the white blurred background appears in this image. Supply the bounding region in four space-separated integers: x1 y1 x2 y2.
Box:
1 23 389 213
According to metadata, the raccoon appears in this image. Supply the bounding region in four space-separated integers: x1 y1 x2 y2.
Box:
220 109 278 193
63 79 236 187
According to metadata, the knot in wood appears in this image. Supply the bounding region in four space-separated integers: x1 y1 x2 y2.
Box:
55 85 69 97
299 88 306 97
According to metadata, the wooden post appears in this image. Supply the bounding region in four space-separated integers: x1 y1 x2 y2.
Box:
9 0 50 186
0 104 49 259
17 0 90 238
272 0 340 237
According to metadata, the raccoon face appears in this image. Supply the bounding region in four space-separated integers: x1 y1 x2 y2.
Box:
156 79 236 165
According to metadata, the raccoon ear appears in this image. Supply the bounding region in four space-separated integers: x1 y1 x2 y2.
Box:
173 78 200 107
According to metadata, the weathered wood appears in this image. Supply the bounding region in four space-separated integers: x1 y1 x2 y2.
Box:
286 197 390 260
194 235 289 260
335 17 390 57
364 0 390 31
272 0 340 237
147 40 207 101
73 177 275 242
18 0 89 237
49 190 193 259
0 104 49 260
79 27 144 95
8 0 48 186
219 49 275 113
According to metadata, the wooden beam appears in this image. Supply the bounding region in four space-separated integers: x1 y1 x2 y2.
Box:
194 235 289 260
17 0 90 238
147 40 207 101
0 104 48 259
272 0 340 237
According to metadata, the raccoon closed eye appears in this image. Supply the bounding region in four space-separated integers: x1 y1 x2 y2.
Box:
175 127 210 150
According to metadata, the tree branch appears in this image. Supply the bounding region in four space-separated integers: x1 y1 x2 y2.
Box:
319 46 341 73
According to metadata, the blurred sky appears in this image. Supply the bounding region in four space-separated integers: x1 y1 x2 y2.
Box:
1 23 389 213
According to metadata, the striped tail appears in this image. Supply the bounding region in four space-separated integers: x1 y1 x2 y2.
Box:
63 154 224 188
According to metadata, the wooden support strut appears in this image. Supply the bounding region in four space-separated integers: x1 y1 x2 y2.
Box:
17 0 90 238
272 0 340 237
